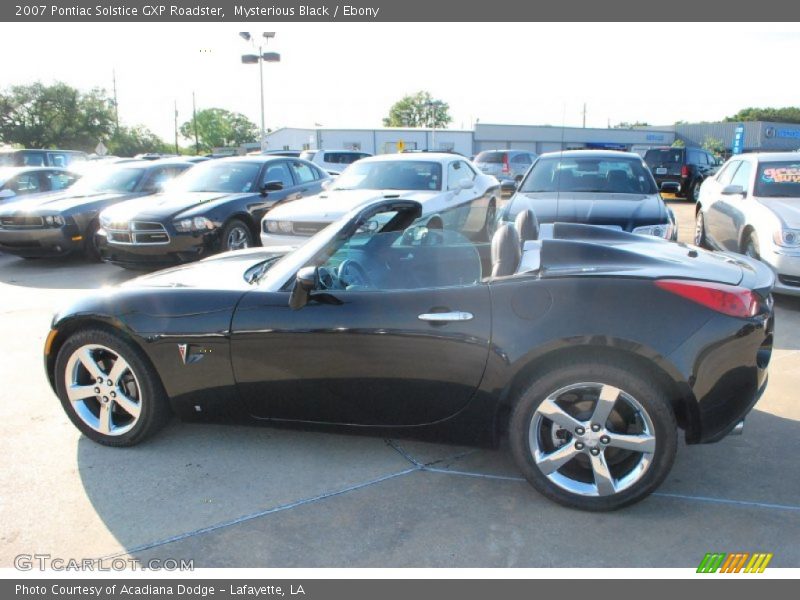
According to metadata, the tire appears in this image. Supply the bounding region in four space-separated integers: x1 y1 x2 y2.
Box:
690 179 703 203
508 358 678 511
83 220 102 262
694 210 707 248
742 231 761 260
54 328 171 447
221 219 254 252
483 200 497 242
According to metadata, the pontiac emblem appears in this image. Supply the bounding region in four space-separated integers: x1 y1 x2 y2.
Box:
178 343 188 364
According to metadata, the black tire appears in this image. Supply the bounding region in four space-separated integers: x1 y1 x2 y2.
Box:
508 357 678 511
83 220 102 262
742 231 761 260
54 328 171 447
483 200 497 242
694 210 707 248
220 218 254 252
690 179 703 203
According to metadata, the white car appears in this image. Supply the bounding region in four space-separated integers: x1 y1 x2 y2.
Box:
299 149 373 175
695 151 800 296
261 153 500 247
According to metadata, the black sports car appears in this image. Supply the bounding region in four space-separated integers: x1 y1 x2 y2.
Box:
97 156 331 269
0 159 192 260
45 199 775 510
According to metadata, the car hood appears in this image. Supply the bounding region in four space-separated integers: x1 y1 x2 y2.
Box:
121 247 292 291
757 197 800 228
511 192 668 230
267 189 438 222
100 191 254 222
0 190 138 214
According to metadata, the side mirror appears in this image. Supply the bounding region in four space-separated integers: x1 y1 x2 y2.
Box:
0 189 16 200
660 181 680 194
500 179 517 194
262 180 284 195
457 178 475 191
288 266 317 310
721 184 745 196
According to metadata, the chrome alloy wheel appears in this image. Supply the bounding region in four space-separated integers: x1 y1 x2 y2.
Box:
694 212 705 246
226 226 251 251
529 382 656 497
64 344 142 436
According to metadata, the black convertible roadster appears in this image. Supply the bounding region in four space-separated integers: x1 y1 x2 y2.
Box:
45 199 775 510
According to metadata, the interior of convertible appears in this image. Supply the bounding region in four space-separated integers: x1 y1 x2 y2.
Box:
313 207 541 291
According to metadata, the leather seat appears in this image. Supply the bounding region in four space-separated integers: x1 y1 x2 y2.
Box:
490 224 521 277
514 209 540 244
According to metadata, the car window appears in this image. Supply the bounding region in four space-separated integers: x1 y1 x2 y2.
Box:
644 149 683 168
20 152 45 167
447 161 474 190
47 153 68 168
46 171 78 191
716 160 739 185
167 162 260 193
729 161 751 191
316 217 483 291
141 167 181 192
475 151 505 164
754 161 800 198
518 156 657 197
290 161 319 184
263 161 295 188
511 153 533 165
12 172 42 194
333 160 442 191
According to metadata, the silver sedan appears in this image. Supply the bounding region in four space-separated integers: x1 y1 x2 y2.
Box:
695 151 800 296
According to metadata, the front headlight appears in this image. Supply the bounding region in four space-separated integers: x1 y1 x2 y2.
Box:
173 216 214 232
633 223 674 239
277 221 293 233
773 228 800 248
43 215 65 227
265 220 279 233
99 214 111 228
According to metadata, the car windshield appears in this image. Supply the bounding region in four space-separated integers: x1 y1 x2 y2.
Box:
68 166 146 194
333 160 442 191
644 149 684 168
475 151 505 163
519 156 658 194
166 161 260 193
755 161 800 198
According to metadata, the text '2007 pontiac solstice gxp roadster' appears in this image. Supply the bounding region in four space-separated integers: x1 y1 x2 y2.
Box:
44 198 775 510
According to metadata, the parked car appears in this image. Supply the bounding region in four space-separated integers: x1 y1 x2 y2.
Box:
474 149 537 183
0 148 87 168
0 167 79 202
260 153 500 248
97 156 331 269
695 152 800 296
499 150 677 240
44 197 774 510
260 150 303 158
644 147 720 201
299 149 373 175
0 159 192 260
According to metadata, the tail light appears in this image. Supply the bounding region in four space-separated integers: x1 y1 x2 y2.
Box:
655 279 759 318
502 154 510 174
681 165 690 178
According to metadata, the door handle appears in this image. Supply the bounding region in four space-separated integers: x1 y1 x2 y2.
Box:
418 311 474 322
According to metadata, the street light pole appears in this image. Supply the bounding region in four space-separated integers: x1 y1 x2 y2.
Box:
258 45 265 150
240 32 279 153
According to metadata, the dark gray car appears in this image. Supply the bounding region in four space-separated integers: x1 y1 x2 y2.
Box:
0 159 192 260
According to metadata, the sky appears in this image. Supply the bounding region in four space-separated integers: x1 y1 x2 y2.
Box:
2 22 800 144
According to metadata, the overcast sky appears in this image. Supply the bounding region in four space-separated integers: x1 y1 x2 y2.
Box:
2 22 799 142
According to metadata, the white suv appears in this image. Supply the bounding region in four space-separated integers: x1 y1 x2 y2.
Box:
299 149 373 175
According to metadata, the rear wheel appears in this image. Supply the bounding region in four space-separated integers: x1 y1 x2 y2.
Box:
483 200 497 241
694 210 707 248
690 179 702 202
221 219 254 252
54 328 171 446
743 231 761 260
509 359 677 511
83 220 102 262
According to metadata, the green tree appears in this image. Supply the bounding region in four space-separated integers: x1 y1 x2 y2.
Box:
0 82 115 151
383 91 452 128
107 125 171 157
701 135 725 156
724 107 800 124
671 139 686 148
179 108 258 152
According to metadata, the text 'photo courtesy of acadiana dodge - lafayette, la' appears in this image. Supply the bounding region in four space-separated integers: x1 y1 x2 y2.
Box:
40 5 381 18
16 585 306 596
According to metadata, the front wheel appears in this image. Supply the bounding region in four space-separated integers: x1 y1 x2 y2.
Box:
54 328 171 446
221 219 254 252
509 359 677 511
690 179 703 202
483 200 497 241
743 231 761 260
694 210 707 248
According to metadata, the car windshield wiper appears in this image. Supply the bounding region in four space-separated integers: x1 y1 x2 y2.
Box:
247 256 281 284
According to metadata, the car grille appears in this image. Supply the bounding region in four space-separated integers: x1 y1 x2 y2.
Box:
291 221 329 236
106 221 170 245
0 215 44 229
778 274 800 288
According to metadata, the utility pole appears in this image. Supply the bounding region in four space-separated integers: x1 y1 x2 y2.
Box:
112 68 119 133
174 100 179 155
192 91 200 155
582 103 587 128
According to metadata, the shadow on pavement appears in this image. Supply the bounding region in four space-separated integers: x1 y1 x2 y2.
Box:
0 253 138 289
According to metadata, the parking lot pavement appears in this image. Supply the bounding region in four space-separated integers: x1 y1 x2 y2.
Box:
0 201 798 568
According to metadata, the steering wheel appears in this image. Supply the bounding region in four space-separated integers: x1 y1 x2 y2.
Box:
337 259 372 289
